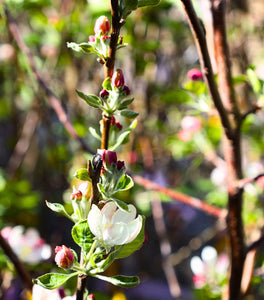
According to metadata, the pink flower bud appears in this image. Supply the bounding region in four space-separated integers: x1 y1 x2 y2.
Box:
94 16 110 35
111 116 116 126
88 294 96 300
100 89 109 98
70 190 82 201
187 68 203 81
116 160 125 171
89 35 96 43
98 149 117 166
123 85 130 96
55 245 74 268
112 69 125 88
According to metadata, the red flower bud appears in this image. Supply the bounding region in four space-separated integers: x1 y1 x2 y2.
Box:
123 85 130 96
111 116 116 126
115 121 123 131
116 160 125 171
89 35 96 43
98 149 117 166
70 190 82 201
187 68 203 81
101 35 111 42
88 294 96 300
112 69 125 88
100 89 109 98
94 16 110 35
55 245 74 268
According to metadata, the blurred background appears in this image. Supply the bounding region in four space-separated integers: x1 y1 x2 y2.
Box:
1 0 264 299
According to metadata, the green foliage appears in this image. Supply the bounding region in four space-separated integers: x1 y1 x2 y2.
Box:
71 221 94 253
33 272 79 290
91 274 140 288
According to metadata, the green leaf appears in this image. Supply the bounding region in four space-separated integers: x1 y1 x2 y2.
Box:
247 68 261 94
124 0 138 10
89 127 101 141
33 272 79 290
76 90 102 108
116 216 145 259
91 274 140 288
90 247 123 274
109 131 131 151
138 0 160 7
118 98 134 110
46 201 73 221
74 168 91 182
232 74 248 85
160 89 191 103
102 77 112 90
67 42 93 53
115 174 134 193
111 198 129 211
72 220 94 253
120 110 139 119
184 81 207 96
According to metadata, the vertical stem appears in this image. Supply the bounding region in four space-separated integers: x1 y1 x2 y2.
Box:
101 115 112 149
212 2 245 299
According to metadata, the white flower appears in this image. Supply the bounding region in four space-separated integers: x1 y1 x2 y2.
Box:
32 285 61 300
88 202 142 247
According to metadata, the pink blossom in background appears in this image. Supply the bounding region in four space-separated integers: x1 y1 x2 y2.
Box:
178 116 202 141
187 68 203 81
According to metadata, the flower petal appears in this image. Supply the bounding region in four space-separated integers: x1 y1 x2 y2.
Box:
112 204 136 224
101 202 117 225
125 215 143 244
103 223 129 246
88 205 103 239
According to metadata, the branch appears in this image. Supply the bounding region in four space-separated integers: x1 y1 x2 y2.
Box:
180 0 233 139
5 7 93 154
132 175 227 219
0 233 33 290
247 234 264 254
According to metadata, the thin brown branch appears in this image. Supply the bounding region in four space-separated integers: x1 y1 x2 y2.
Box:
180 0 233 139
247 234 264 254
151 199 182 299
101 114 112 149
5 7 93 154
133 175 227 219
0 233 33 290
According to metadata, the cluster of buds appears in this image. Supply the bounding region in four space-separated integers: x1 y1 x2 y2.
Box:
55 245 74 268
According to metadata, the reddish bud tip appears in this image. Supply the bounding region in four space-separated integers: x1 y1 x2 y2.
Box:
89 35 96 43
115 121 123 131
98 149 117 166
94 16 110 35
55 245 74 268
70 190 82 201
102 35 111 42
88 294 96 300
112 69 125 88
123 85 130 96
116 160 125 171
111 116 116 126
187 68 203 81
100 89 109 98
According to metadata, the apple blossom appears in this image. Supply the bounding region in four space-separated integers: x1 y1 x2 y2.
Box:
94 16 110 35
187 68 203 81
55 245 74 268
88 202 142 247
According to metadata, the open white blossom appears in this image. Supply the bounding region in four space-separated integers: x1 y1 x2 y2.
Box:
88 202 142 247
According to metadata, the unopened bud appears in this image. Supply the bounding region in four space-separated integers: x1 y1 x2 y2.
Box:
187 68 203 81
112 69 125 88
116 160 125 171
98 149 117 166
94 16 110 35
55 245 74 268
88 294 96 300
102 35 111 42
115 121 123 131
71 190 82 201
100 89 109 99
89 35 96 43
123 85 130 96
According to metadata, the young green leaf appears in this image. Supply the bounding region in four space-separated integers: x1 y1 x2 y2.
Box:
120 110 139 119
72 220 94 253
91 274 140 288
111 197 129 211
46 201 73 221
138 0 160 7
118 98 134 110
124 0 138 10
33 272 79 289
76 90 102 108
116 216 146 259
115 174 134 193
247 68 261 94
102 77 112 90
74 168 91 182
89 127 102 141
